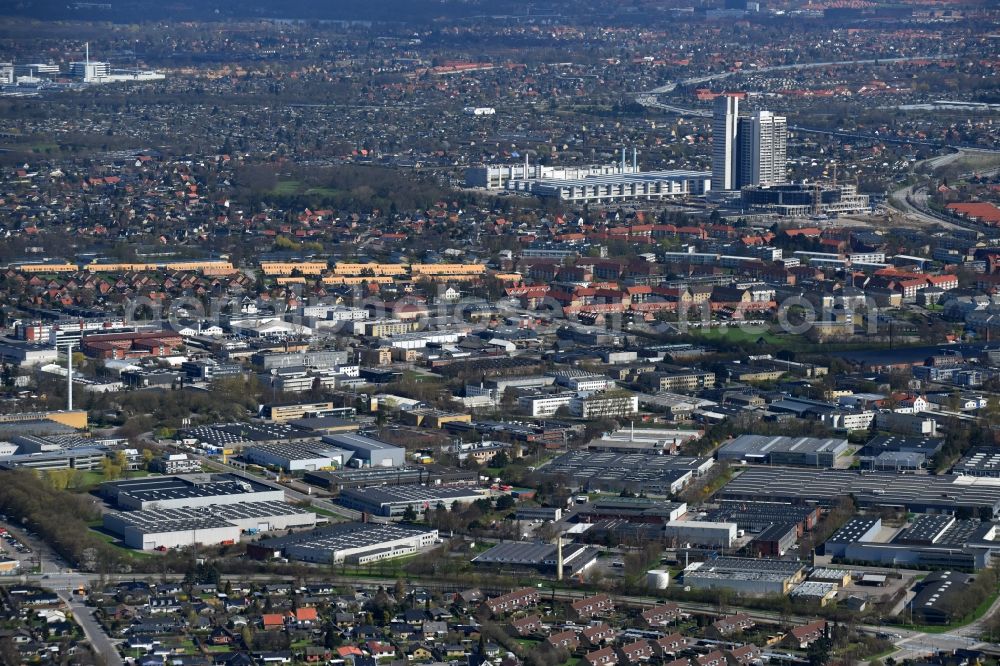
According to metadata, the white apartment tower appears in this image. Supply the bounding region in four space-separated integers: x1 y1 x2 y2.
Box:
738 110 788 187
711 95 740 191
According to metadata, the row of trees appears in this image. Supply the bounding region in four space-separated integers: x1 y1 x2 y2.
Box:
0 470 129 573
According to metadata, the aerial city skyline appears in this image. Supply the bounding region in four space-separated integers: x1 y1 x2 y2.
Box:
0 0 999 664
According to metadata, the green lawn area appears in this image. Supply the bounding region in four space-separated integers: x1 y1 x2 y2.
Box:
687 326 786 345
272 179 303 195
88 523 156 559
75 469 151 489
309 505 348 520
515 638 540 651
304 186 341 197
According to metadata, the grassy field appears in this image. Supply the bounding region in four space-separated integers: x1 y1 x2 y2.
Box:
686 326 786 345
272 179 303 195
87 523 156 559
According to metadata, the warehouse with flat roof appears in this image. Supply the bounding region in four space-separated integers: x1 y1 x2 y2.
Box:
472 541 601 576
717 435 848 467
337 485 484 517
248 521 437 564
321 432 405 468
100 474 284 510
103 501 316 550
537 451 713 495
683 557 805 596
304 465 477 492
719 467 1000 517
243 442 353 472
705 501 819 534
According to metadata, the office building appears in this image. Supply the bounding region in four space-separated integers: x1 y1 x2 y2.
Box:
712 95 740 191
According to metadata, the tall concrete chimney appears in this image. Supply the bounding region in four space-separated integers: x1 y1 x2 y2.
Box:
633 147 637 172
66 342 73 411
556 536 564 581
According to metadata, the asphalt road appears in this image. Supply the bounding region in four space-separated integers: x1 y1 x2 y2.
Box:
59 588 124 666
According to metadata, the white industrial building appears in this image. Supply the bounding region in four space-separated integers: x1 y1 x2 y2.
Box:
251 521 438 564
100 474 284 511
663 520 738 548
243 442 353 472
103 501 316 550
338 485 485 517
321 433 405 468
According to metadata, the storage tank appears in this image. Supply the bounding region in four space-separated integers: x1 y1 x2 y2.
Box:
646 569 670 590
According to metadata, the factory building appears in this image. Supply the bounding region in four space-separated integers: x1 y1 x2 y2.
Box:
321 433 405 468
103 501 316 550
472 541 601 576
822 517 883 557
705 501 820 536
248 521 438 564
243 442 353 472
100 474 284 511
663 520 738 548
538 451 713 495
716 434 848 467
338 485 485 517
720 467 1000 517
303 465 477 492
576 497 688 524
683 557 805 596
749 523 798 557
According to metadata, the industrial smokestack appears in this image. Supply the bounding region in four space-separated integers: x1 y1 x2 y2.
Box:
556 536 564 581
621 147 626 173
66 342 73 411
633 147 637 172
